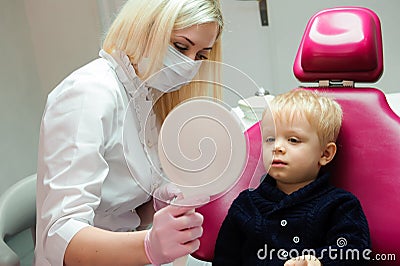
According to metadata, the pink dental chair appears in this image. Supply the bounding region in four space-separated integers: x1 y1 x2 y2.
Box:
195 6 400 266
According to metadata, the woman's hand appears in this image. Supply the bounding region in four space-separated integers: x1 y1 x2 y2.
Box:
144 202 205 265
284 255 322 266
152 183 182 211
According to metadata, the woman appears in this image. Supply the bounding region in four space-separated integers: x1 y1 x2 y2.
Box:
34 0 224 265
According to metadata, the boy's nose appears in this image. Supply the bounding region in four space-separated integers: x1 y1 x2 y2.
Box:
273 144 286 154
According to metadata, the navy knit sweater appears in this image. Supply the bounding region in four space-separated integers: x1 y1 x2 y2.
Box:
213 173 371 265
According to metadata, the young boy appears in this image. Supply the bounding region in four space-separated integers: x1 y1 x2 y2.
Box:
213 89 370 265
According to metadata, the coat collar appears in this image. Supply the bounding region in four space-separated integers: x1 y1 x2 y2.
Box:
255 172 333 210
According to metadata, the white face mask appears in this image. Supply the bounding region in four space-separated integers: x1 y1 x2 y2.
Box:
139 45 202 93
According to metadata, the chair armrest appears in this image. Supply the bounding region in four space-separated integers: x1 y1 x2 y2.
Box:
0 241 19 266
0 174 37 266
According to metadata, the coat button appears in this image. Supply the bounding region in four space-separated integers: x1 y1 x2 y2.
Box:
293 236 300 243
280 219 287 226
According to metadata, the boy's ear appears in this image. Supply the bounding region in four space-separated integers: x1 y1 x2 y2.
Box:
319 142 337 166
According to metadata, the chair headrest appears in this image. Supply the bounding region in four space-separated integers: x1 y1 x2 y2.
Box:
293 7 383 83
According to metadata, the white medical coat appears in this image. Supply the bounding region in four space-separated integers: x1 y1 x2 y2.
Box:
35 53 160 265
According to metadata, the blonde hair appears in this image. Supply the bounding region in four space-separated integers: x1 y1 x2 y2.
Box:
265 89 343 146
102 0 224 122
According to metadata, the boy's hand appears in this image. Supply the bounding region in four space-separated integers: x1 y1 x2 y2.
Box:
284 255 322 266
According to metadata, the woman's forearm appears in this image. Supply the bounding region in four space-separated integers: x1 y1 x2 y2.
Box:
64 226 150 266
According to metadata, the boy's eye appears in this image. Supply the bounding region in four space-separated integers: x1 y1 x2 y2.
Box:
265 137 275 143
288 137 300 143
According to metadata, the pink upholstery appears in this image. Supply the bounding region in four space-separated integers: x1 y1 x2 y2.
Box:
293 6 383 83
294 7 400 265
304 88 400 266
194 6 400 265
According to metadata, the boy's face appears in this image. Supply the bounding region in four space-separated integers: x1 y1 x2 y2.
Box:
261 112 326 194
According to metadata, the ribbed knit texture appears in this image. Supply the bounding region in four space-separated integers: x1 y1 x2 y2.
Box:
213 173 371 266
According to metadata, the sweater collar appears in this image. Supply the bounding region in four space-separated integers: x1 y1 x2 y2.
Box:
257 172 332 206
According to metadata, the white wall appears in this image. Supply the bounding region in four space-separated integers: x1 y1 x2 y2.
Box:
0 1 44 193
0 0 102 194
1 0 399 194
97 0 127 32
24 0 102 95
219 1 274 105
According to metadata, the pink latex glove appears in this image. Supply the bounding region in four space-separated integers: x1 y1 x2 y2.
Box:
144 196 209 265
152 183 182 211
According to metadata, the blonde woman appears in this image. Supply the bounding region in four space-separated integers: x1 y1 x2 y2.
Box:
35 0 223 265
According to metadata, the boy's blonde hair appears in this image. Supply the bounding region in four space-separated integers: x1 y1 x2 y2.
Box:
102 0 224 122
264 89 343 147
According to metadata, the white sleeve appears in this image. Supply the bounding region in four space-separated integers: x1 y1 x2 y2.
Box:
36 70 119 265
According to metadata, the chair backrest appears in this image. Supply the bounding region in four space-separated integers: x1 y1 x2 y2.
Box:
293 7 400 265
195 6 400 265
0 174 37 266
